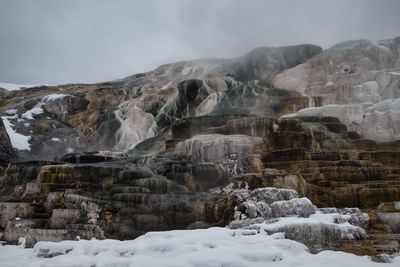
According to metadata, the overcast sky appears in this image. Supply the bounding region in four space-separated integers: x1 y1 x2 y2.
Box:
1 0 399 85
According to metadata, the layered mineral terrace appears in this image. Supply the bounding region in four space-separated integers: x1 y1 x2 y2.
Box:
0 37 399 258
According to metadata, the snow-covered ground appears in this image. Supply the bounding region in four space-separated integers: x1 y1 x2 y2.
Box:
0 227 398 267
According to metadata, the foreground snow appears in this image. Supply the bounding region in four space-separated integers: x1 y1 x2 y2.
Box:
0 227 398 267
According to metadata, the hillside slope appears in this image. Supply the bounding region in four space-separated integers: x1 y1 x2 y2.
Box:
0 37 399 259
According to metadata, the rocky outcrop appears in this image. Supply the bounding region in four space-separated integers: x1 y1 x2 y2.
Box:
0 158 212 246
42 94 89 122
273 37 400 143
222 44 323 81
0 37 399 257
286 99 400 143
0 114 399 255
273 38 400 95
0 118 16 165
207 186 368 251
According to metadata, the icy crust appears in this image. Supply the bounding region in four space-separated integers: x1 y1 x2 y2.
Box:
223 187 368 250
0 227 399 267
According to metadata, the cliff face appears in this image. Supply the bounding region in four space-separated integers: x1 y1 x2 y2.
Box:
0 37 399 256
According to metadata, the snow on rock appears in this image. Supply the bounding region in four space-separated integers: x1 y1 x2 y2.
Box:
0 227 399 267
21 104 44 120
1 116 31 150
231 187 299 205
259 211 367 246
320 208 370 229
21 94 73 120
270 197 316 218
227 187 313 222
224 186 368 250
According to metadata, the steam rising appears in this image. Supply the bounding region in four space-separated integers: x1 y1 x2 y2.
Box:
0 0 399 84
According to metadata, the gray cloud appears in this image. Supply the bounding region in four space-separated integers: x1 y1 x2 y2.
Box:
0 0 399 84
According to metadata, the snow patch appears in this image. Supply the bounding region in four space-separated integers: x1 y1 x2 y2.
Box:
21 105 44 120
1 116 31 150
0 227 399 267
260 211 363 234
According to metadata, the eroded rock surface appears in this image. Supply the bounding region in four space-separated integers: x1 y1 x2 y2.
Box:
274 37 400 143
0 37 399 257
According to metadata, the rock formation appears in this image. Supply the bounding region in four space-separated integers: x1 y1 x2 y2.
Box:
0 36 399 258
274 38 400 143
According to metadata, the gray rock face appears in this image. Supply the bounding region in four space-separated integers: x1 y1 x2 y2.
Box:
175 134 262 163
48 209 81 228
43 94 89 122
25 225 104 248
274 37 400 143
0 202 34 228
222 44 323 81
264 223 356 250
271 197 316 218
377 212 400 233
174 134 263 182
229 187 310 220
273 38 400 95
